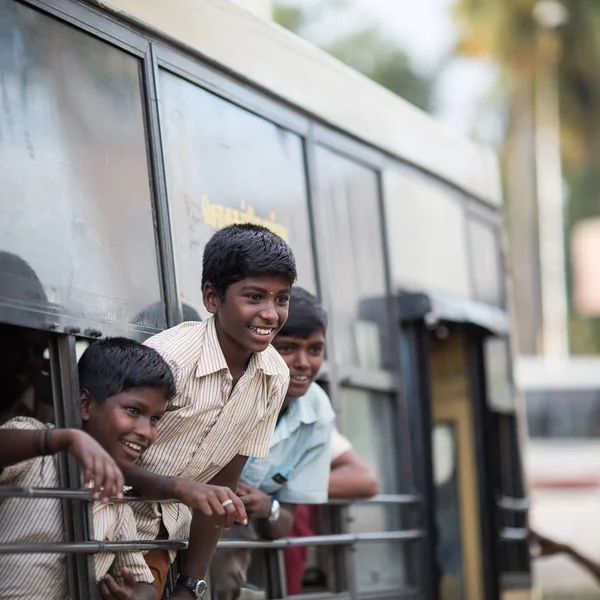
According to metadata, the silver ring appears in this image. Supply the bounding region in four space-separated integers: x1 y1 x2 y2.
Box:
222 499 233 508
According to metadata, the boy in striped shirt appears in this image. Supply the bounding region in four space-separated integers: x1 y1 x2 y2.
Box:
123 224 296 599
0 338 176 599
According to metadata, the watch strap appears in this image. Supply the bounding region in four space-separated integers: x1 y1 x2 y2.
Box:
177 575 208 598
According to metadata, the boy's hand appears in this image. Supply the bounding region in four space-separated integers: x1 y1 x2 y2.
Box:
170 478 247 529
53 429 124 503
237 483 272 520
97 567 137 599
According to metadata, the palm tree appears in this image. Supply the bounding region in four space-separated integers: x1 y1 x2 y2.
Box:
455 0 600 354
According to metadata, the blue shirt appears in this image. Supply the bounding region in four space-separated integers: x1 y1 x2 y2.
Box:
240 383 335 504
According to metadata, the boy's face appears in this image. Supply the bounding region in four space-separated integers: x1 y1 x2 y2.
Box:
204 275 291 355
81 386 167 468
272 329 325 399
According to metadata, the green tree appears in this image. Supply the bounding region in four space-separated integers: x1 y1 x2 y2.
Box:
273 1 432 111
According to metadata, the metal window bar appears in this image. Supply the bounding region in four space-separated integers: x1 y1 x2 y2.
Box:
48 334 96 600
0 487 420 506
0 530 426 554
499 527 529 542
496 495 530 512
0 481 426 600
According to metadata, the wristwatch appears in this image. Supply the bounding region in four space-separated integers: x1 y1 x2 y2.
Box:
177 575 208 598
268 498 281 523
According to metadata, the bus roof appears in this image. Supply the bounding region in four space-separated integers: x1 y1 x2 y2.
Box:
95 0 502 208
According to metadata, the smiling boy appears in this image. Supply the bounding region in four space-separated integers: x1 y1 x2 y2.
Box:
209 287 334 600
123 224 296 599
0 338 176 600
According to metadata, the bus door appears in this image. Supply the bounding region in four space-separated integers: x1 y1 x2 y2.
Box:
400 294 531 600
428 326 487 600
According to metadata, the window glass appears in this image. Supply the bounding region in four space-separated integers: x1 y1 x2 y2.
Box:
315 147 390 370
383 163 471 299
0 2 163 332
349 515 408 592
158 70 317 318
339 387 406 591
525 389 600 438
468 218 503 306
339 388 399 493
484 337 515 412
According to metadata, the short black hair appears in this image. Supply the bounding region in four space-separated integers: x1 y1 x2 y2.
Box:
78 338 176 403
202 224 297 300
278 287 327 339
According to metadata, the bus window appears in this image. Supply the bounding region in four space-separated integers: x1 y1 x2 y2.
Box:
157 69 317 317
468 218 503 307
315 147 390 371
339 388 407 592
383 163 471 300
526 390 600 439
484 337 515 413
0 1 164 332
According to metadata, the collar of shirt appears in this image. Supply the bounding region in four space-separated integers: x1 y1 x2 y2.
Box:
270 384 327 447
195 316 286 380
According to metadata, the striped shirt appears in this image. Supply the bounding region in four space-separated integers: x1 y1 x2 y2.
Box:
136 317 289 551
0 417 153 599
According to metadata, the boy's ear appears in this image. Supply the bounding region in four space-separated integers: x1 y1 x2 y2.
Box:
80 390 92 422
202 282 219 315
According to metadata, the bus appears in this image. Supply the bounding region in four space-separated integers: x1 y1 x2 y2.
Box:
517 356 600 598
0 0 530 598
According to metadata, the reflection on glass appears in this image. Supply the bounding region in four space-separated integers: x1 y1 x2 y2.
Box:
339 388 398 493
158 70 317 318
315 147 390 370
339 388 405 591
349 510 407 592
433 422 465 600
383 163 471 299
0 2 163 329
484 337 514 412
468 219 502 307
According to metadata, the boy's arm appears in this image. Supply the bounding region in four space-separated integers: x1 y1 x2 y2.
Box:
0 427 47 468
329 449 380 499
100 506 157 600
532 530 600 582
171 454 248 599
98 568 155 600
238 482 297 540
121 464 246 526
0 421 123 501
